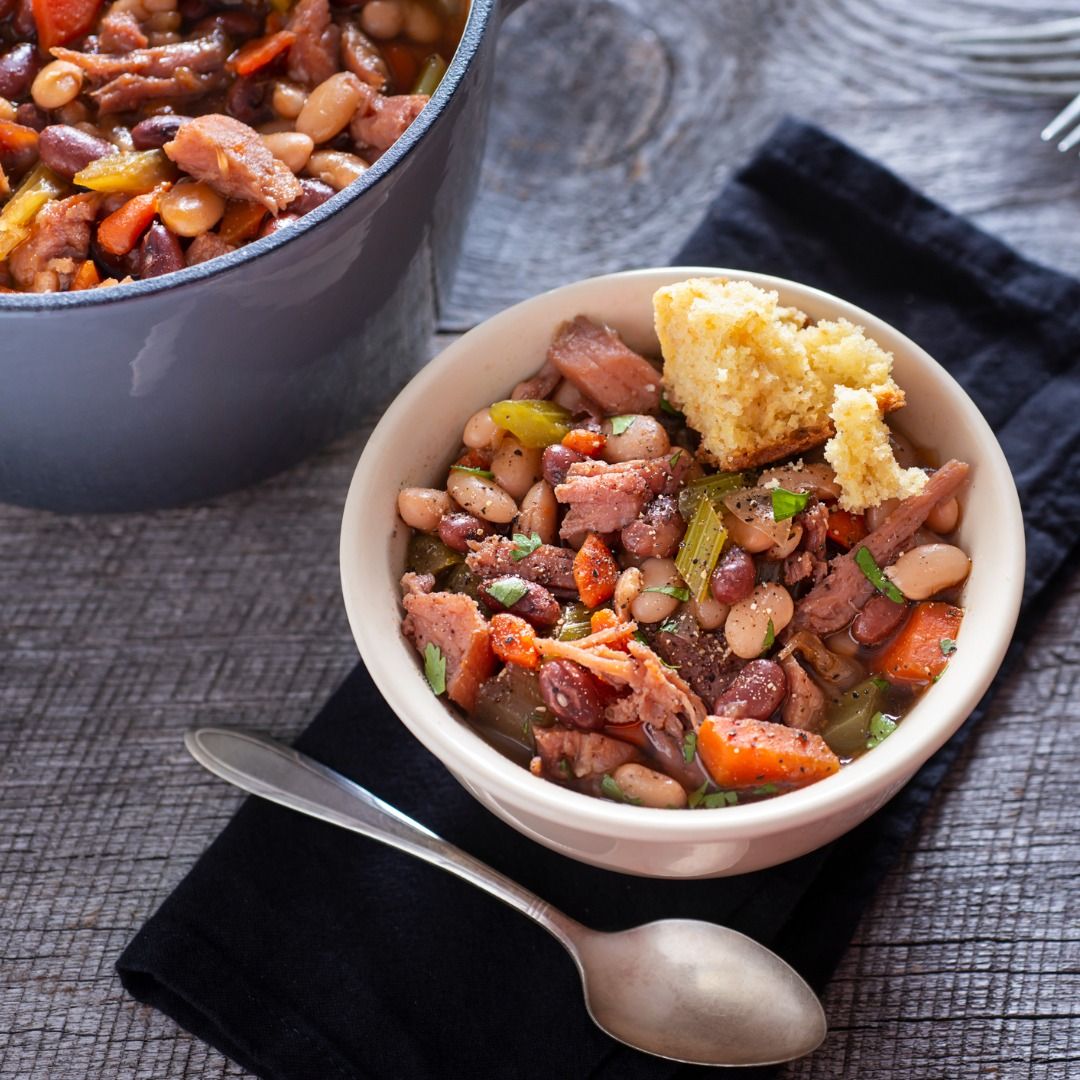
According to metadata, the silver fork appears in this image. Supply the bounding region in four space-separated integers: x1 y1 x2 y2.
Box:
941 16 1080 152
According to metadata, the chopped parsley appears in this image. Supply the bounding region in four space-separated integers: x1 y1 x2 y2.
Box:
770 487 810 521
660 394 683 417
509 531 542 561
633 630 650 647
872 676 890 692
940 638 957 655
642 584 691 602
669 450 683 470
609 415 637 436
485 577 529 609
760 618 776 655
689 783 739 809
866 712 898 749
657 617 680 634
423 643 446 695
751 783 779 797
855 546 905 604
600 773 641 805
449 464 494 479
682 730 697 763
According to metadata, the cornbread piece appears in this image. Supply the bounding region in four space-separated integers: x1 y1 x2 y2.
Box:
654 278 905 470
824 386 927 512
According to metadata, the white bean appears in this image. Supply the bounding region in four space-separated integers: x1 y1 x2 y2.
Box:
889 430 919 468
360 0 403 39
759 462 841 502
516 480 557 545
262 131 314 174
884 544 970 601
630 557 682 624
720 508 775 554
612 763 688 809
688 595 728 631
404 0 441 44
463 406 502 450
865 498 900 532
490 436 542 500
601 415 670 463
614 567 643 622
446 471 517 524
925 496 960 535
551 379 586 413
396 486 451 532
725 583 794 660
296 72 366 144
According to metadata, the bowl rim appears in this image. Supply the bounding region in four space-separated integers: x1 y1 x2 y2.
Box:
341 266 1025 841
0 0 494 311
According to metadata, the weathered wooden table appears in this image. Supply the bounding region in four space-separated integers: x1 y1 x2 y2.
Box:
2 1 1078 1076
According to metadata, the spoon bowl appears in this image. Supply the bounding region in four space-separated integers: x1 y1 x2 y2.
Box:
185 726 827 1067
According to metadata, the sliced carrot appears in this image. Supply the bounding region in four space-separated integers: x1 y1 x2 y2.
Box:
32 0 103 49
69 259 100 290
217 199 267 245
228 30 297 77
96 184 168 256
0 121 38 155
870 601 963 683
826 508 867 549
698 716 840 790
383 42 419 91
573 532 619 608
589 608 620 634
490 613 540 670
562 428 606 456
453 447 494 470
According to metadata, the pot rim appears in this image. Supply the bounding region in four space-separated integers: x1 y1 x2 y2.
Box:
0 0 494 311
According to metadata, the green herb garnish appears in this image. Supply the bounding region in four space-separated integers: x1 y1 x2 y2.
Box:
423 643 446 695
449 464 494 479
642 584 691 602
509 531 542 561
760 618 775 655
485 577 529 609
633 630 650 647
872 676 890 692
688 782 708 808
940 638 957 655
770 487 810 521
601 773 641 805
682 730 697 763
609 415 636 436
751 783 779 797
855 546 905 604
657 617 679 634
866 712 898 749
702 790 739 809
669 450 683 470
660 394 683 417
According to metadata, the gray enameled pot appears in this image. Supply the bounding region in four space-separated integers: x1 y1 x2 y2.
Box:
0 0 511 512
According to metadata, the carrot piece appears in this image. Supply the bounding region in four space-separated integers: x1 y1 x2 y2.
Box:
453 447 494 470
217 199 267 245
562 428 606 456
826 508 867 549
228 30 297 77
0 121 38 155
69 258 100 290
870 601 963 683
697 716 840 790
573 532 619 608
589 608 620 635
383 42 419 91
31 0 103 49
96 184 168 256
490 613 540 670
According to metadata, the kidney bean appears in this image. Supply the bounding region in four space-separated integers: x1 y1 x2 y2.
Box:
37 125 116 179
437 512 494 553
193 10 261 40
139 222 184 279
479 576 560 629
712 659 787 720
179 0 211 20
226 77 273 126
287 177 336 216
621 494 685 559
14 102 46 131
710 546 755 605
541 444 586 488
12 0 36 41
539 660 605 730
851 593 909 646
131 114 189 151
0 43 40 100
259 212 299 238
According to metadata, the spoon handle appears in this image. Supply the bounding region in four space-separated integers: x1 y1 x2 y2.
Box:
185 727 583 952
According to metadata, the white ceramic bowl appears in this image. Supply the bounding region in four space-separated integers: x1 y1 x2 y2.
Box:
340 267 1024 878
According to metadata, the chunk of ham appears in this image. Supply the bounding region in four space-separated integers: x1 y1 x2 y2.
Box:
402 588 494 712
547 316 661 415
780 656 826 732
339 21 388 90
91 69 226 114
164 114 302 213
98 10 149 52
791 460 970 635
286 0 340 87
531 727 638 781
651 611 742 704
9 193 98 290
350 93 428 154
54 30 228 81
555 457 684 540
511 361 561 402
466 537 577 596
185 231 235 267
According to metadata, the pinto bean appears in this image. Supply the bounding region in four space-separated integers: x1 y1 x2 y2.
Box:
539 660 605 730
851 593 909 646
612 763 688 809
713 659 787 720
621 494 685 559
491 436 542 501
884 543 971 601
130 114 189 150
710 546 755 605
396 487 451 532
724 583 793 660
541 444 586 488
516 480 558 546
437 511 494 552
630 557 682 624
601 415 670 462
479 576 559 629
446 471 517 524
139 222 184 278
37 125 116 180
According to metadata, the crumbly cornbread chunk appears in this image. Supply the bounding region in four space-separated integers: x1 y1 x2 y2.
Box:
824 386 927 512
654 278 905 470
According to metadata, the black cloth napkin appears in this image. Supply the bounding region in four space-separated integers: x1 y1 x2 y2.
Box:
118 119 1080 1080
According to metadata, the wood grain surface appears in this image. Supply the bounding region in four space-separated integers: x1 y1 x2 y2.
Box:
2 0 1079 1076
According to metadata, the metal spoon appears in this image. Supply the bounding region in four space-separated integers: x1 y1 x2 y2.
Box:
185 727 827 1067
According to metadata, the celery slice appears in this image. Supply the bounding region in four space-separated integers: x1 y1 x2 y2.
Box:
74 150 174 195
677 471 746 521
0 164 65 259
412 54 447 97
675 496 727 602
488 399 573 449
